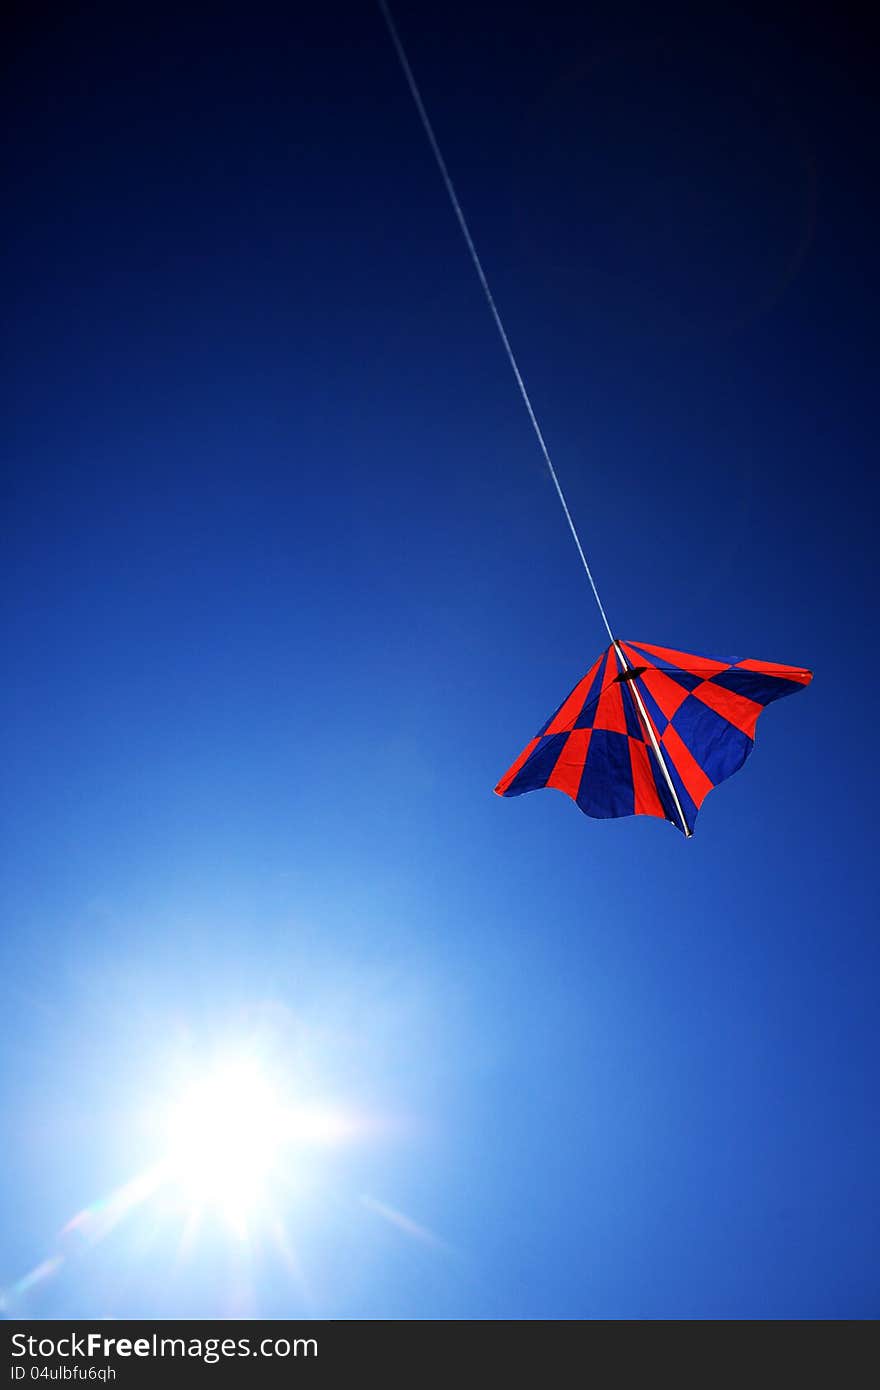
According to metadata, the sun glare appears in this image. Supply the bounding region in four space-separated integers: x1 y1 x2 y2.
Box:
162 1059 286 1225
5 1036 424 1313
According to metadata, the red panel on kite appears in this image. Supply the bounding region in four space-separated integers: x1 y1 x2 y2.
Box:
495 641 812 836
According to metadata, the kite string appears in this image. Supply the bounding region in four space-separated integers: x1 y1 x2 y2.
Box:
378 0 615 646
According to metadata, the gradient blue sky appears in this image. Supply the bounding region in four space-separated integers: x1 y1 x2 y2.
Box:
2 0 877 1319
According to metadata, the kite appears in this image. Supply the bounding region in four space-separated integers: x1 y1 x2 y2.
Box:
380 3 812 836
495 640 812 836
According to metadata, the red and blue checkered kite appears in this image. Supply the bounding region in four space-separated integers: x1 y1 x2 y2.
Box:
495 640 812 837
380 9 813 837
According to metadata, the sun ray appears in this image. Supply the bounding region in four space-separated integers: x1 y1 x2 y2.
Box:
360 1194 451 1253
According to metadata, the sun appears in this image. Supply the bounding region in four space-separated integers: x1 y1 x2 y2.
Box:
161 1058 287 1227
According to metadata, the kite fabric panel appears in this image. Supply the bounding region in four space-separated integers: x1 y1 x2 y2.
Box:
494 640 812 836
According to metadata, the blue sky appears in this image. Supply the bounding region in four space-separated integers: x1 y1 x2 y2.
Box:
2 0 877 1318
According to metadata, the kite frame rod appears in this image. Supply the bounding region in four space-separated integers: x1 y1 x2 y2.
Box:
378 0 615 645
613 641 693 837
